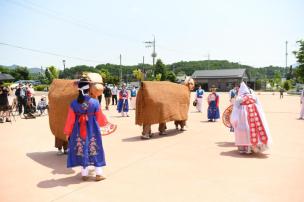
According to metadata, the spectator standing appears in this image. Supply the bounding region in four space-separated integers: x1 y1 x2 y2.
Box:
103 84 112 110
130 86 137 110
194 85 204 112
111 84 118 105
299 89 304 120
28 84 36 106
279 88 285 99
207 85 220 122
15 83 27 115
117 83 129 117
0 82 11 123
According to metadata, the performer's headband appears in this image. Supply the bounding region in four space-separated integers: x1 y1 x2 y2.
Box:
78 84 90 96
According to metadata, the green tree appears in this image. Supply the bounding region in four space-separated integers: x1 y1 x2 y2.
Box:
293 39 304 82
108 76 119 84
166 71 176 82
49 66 59 79
100 69 110 83
133 69 143 81
155 73 162 81
45 66 58 84
10 66 30 80
283 80 292 91
146 70 154 81
0 66 10 74
273 70 282 87
154 59 166 80
60 65 98 79
45 68 53 84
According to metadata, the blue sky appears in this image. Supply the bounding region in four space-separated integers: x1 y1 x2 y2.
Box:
0 0 303 69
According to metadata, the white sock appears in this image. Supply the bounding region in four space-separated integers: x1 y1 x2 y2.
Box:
81 167 89 176
95 167 103 176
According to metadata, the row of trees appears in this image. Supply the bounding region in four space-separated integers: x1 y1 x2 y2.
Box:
293 40 304 83
0 66 30 80
1 39 303 87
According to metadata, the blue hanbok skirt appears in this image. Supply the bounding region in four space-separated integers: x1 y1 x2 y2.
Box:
117 99 129 112
208 101 220 119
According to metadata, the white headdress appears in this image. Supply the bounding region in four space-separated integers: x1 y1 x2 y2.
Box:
238 82 250 96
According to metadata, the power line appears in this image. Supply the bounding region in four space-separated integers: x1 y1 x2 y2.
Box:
4 0 211 61
5 0 141 44
0 42 108 63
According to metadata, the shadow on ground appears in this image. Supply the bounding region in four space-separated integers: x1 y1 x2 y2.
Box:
37 173 83 188
110 115 132 118
26 151 75 175
27 152 85 188
122 129 184 142
200 120 219 123
215 142 235 147
220 150 269 159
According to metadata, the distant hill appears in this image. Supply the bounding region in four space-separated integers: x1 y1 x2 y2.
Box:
0 65 43 74
165 60 285 79
1 60 287 81
28 67 43 74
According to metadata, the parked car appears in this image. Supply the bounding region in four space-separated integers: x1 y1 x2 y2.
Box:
10 80 41 89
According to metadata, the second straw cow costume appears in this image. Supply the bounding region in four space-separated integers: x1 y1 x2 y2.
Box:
136 78 194 139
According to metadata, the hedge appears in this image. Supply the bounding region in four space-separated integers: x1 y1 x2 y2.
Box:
34 85 49 91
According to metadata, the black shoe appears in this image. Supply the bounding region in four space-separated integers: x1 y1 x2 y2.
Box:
208 119 212 122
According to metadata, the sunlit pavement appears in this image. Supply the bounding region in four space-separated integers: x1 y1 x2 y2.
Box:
0 92 303 202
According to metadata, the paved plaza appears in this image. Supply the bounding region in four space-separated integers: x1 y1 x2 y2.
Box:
0 92 303 202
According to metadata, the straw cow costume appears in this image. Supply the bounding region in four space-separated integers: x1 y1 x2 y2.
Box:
136 78 194 139
48 73 116 155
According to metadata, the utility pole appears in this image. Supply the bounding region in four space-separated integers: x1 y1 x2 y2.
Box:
285 41 288 77
207 53 210 69
120 54 122 84
142 56 145 80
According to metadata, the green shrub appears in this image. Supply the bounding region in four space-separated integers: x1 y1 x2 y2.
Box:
283 80 292 91
34 84 49 91
3 82 12 88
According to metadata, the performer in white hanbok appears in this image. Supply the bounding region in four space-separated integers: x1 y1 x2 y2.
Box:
194 85 204 112
230 82 272 154
229 84 239 105
299 89 304 119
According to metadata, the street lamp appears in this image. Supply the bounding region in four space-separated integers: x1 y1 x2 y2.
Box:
62 60 66 70
144 36 157 66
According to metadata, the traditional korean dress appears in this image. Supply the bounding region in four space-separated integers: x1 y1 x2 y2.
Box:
230 82 272 153
207 92 220 120
117 89 129 113
195 88 204 112
64 95 107 168
229 88 237 105
130 88 137 110
300 90 304 119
